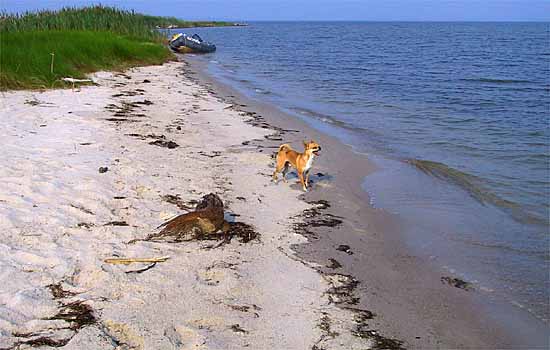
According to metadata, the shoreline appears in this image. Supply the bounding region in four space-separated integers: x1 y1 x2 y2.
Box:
184 55 549 348
157 23 248 29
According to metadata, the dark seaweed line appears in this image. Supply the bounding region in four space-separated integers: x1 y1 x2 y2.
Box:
293 200 405 350
8 283 97 349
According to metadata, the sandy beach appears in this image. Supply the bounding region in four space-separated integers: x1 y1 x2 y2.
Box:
0 61 385 350
1 59 546 349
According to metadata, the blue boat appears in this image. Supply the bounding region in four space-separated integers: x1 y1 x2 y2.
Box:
169 33 216 53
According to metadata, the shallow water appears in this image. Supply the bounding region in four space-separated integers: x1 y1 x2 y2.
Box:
171 22 549 322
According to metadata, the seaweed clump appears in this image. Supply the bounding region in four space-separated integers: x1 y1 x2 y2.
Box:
225 222 259 243
325 273 360 305
293 199 342 240
11 283 96 348
441 276 473 291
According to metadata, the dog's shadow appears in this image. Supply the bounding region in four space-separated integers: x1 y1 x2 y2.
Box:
280 171 333 189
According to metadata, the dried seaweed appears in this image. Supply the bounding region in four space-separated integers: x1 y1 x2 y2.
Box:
11 284 97 349
326 273 360 305
149 140 179 149
230 324 248 334
293 199 342 240
226 222 259 243
47 283 77 299
441 276 473 291
47 301 96 330
326 258 342 269
161 194 194 211
103 221 129 226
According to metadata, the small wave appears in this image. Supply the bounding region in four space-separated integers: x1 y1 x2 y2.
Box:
460 77 533 84
452 238 550 259
405 159 548 225
445 117 477 124
289 106 380 135
254 88 271 95
527 130 545 137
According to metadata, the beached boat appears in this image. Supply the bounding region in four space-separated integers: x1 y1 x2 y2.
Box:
169 33 216 53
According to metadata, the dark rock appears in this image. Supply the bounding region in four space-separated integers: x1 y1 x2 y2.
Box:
149 140 179 149
104 221 129 226
336 244 353 255
326 258 342 269
98 167 108 173
441 276 473 291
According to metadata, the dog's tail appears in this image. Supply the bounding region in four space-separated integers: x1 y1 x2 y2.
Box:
278 143 292 152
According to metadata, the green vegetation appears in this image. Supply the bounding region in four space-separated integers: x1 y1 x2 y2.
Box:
0 6 233 90
1 30 172 90
0 6 235 38
142 16 237 29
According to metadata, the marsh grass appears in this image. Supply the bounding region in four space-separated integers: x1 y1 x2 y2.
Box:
1 30 172 90
0 6 231 90
0 6 233 37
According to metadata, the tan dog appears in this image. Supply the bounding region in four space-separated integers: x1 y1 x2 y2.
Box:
272 140 321 191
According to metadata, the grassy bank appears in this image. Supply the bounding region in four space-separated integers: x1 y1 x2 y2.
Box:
1 31 172 90
0 6 230 90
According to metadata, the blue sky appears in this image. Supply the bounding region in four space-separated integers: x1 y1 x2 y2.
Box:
2 0 549 21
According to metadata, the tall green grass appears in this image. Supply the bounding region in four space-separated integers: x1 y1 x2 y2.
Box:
1 31 172 90
0 6 234 38
0 6 231 90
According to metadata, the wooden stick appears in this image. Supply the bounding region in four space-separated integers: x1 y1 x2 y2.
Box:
104 256 170 265
50 52 55 74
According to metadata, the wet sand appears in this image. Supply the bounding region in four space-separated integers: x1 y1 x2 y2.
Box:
0 59 546 349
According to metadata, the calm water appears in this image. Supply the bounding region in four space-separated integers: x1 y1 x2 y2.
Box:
171 22 549 321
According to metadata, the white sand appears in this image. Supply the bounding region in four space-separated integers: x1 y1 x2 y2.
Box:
0 63 369 349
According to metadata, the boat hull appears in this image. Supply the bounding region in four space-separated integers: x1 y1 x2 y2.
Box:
169 33 216 54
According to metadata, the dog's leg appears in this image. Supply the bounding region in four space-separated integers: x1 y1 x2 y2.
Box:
272 158 283 182
282 162 289 183
298 171 307 192
305 169 311 188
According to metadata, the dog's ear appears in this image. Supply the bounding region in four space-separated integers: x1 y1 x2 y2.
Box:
303 140 308 147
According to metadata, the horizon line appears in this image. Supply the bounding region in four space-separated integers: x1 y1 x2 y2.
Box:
218 19 550 22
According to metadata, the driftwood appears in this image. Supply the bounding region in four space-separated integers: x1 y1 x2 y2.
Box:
62 77 94 84
127 193 259 245
104 256 170 265
146 193 230 242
